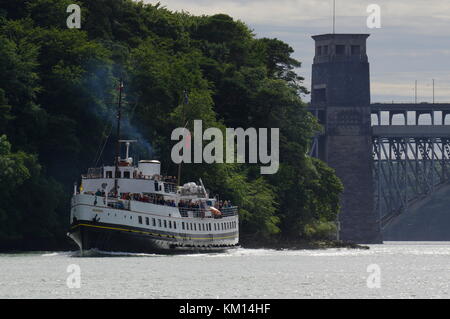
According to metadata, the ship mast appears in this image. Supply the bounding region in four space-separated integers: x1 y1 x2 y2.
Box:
114 79 123 197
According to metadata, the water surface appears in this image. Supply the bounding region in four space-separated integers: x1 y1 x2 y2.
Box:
0 242 449 298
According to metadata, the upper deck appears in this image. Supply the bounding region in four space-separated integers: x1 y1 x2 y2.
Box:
80 158 181 196
72 192 238 221
76 149 237 221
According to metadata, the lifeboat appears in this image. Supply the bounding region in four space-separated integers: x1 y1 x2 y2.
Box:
210 206 222 216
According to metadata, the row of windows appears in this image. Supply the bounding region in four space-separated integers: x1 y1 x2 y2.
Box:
137 216 177 230
105 171 132 179
136 215 237 232
181 220 237 232
316 44 361 56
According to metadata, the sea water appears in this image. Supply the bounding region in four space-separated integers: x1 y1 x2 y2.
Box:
0 242 449 298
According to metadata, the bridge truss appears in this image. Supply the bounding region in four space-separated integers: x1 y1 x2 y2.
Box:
371 104 450 228
309 103 450 229
373 136 450 227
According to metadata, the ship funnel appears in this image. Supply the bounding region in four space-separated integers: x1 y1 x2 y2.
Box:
138 160 161 177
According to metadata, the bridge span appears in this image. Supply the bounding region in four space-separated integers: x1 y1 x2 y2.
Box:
309 103 450 229
370 103 450 228
371 103 450 126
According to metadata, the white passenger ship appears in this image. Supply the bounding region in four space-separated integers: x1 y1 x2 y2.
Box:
68 83 239 254
68 141 239 254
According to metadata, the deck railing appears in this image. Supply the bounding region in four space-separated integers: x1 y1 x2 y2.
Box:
82 192 238 217
178 206 238 218
220 206 239 217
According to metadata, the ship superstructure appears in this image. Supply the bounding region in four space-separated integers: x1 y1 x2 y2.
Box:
68 144 239 254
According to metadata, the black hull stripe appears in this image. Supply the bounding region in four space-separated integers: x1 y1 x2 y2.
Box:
68 224 237 254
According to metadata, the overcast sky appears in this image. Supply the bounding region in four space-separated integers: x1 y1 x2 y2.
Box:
142 0 450 103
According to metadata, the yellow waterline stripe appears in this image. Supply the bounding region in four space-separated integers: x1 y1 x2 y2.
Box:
71 223 238 240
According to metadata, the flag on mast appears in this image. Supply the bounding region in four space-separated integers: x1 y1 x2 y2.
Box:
116 80 124 91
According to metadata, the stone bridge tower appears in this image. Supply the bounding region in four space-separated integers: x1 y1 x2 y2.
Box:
311 34 382 243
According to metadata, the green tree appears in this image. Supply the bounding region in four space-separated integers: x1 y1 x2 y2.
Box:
0 0 343 249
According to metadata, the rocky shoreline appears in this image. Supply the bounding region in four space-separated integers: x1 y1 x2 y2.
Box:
241 239 370 250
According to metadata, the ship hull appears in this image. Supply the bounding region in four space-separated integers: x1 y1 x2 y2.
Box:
68 221 238 255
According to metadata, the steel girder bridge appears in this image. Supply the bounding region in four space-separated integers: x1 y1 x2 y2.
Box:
371 103 450 228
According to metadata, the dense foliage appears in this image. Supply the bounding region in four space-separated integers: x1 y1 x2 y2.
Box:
0 0 342 249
